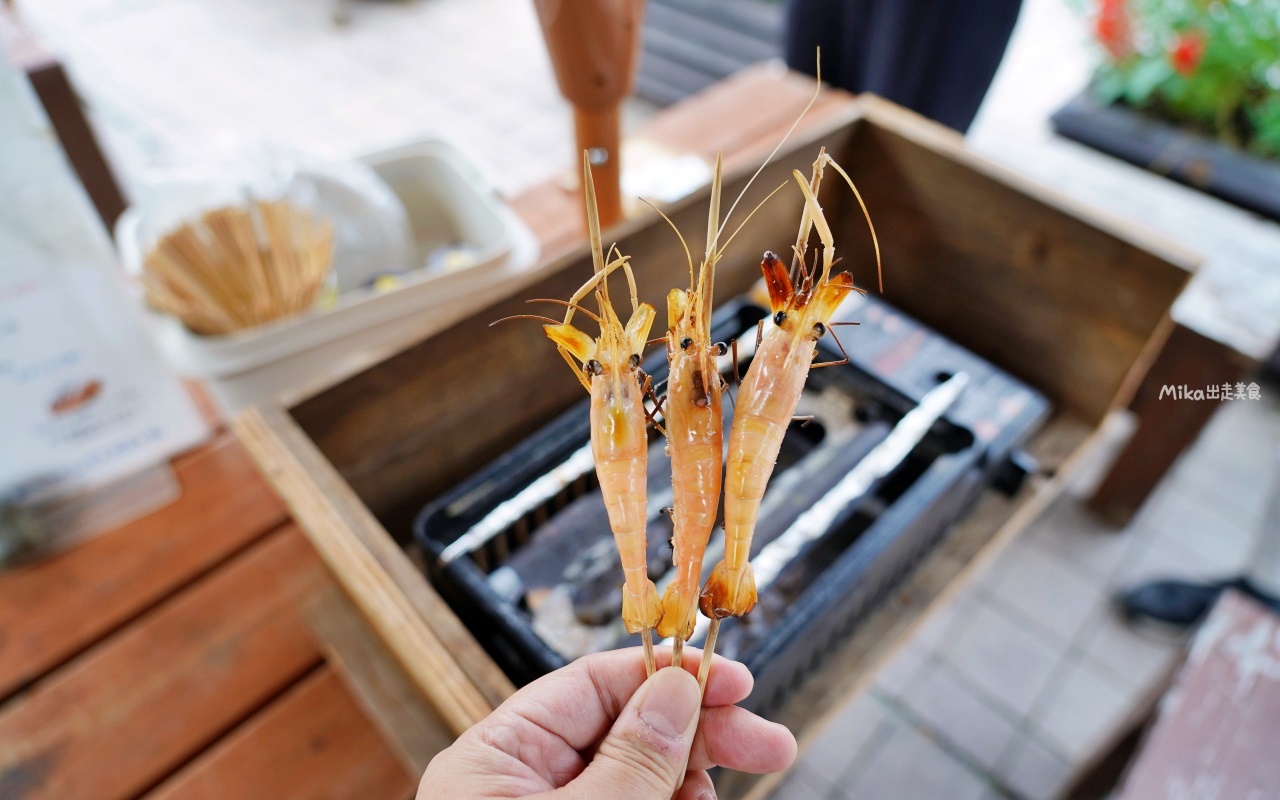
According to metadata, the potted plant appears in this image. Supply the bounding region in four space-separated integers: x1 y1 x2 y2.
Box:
1052 0 1280 219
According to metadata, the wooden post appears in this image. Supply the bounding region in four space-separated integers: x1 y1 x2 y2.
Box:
533 0 645 230
573 105 624 227
1088 322 1254 525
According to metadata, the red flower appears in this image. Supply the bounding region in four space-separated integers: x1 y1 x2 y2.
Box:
1171 31 1206 76
1095 0 1131 60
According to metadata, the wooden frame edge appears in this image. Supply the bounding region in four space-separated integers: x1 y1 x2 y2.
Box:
233 404 513 735
850 94 1204 276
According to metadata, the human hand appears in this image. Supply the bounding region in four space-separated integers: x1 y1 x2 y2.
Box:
418 647 796 799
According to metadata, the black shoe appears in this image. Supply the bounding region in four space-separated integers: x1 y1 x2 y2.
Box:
1116 576 1280 630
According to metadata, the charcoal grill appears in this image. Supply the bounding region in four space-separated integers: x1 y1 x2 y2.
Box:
414 290 1049 717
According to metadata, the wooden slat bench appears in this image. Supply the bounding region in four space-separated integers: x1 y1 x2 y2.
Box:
0 438 287 701
0 436 416 800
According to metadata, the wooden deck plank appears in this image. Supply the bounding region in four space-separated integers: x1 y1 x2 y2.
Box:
234 408 514 734
305 587 453 777
0 525 325 800
1119 592 1280 800
0 434 288 700
146 667 415 800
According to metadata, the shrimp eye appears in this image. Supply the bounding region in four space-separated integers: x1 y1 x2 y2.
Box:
774 311 787 326
586 359 603 376
680 337 693 350
628 353 640 368
713 341 728 356
813 322 827 338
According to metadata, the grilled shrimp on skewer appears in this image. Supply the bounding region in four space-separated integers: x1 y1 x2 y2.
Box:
540 156 662 674
655 154 730 669
699 149 880 674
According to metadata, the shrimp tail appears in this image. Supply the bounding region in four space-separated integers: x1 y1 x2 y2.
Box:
657 583 699 640
621 579 661 634
699 560 757 619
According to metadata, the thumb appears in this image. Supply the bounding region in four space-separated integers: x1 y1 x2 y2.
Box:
562 666 702 799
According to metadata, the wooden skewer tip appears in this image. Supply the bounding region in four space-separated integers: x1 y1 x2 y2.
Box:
697 618 720 696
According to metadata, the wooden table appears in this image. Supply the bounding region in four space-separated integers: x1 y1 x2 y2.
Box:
0 436 419 800
0 65 1216 799
1117 591 1280 799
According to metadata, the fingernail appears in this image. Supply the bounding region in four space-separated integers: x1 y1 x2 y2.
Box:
637 667 700 738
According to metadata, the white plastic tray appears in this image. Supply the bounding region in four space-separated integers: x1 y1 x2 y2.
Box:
116 139 539 413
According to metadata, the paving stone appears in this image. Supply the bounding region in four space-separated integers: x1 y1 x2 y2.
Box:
765 765 835 800
873 638 931 699
903 661 1020 772
940 597 1065 720
993 731 1074 800
1076 606 1184 693
844 719 989 800
980 537 1109 643
799 691 892 790
1027 660 1135 761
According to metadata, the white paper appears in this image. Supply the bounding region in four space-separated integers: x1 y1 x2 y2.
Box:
0 45 208 507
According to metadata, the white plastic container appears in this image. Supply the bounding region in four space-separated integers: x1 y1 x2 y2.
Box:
116 139 539 415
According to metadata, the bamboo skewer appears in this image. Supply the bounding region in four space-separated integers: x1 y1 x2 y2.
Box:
697 618 720 696
141 199 333 336
641 629 656 677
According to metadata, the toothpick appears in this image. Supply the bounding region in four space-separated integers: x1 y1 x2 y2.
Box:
672 637 684 669
641 628 656 677
140 199 332 336
696 618 720 696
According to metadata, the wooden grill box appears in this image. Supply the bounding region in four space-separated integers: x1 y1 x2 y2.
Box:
235 94 1192 796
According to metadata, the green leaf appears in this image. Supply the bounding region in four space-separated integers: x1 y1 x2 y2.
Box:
1247 95 1280 158
1093 68 1128 105
1076 0 1280 157
1125 58 1175 106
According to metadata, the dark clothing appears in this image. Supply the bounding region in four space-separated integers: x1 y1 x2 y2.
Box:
784 0 1024 133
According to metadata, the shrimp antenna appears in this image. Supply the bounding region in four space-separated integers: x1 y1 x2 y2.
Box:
710 51 823 258
490 313 562 327
565 252 633 325
556 345 591 392
697 151 724 331
640 197 694 290
714 179 788 262
606 244 640 313
583 151 611 315
791 168 835 282
790 151 825 286
704 150 723 264
825 158 883 293
526 298 602 324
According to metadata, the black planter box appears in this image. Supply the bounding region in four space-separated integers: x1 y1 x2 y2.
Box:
1051 90 1280 221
